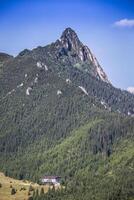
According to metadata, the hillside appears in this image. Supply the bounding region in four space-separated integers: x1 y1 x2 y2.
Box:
0 28 134 200
0 172 50 200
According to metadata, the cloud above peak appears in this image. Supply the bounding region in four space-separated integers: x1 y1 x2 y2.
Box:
114 18 134 28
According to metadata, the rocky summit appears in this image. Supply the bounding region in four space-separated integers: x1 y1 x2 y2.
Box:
60 28 109 83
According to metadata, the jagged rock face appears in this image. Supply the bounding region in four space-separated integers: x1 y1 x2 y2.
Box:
60 28 83 54
60 28 92 62
59 28 110 83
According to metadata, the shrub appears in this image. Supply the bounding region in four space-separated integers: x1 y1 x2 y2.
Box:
28 197 33 200
29 185 34 192
11 188 16 195
20 187 26 191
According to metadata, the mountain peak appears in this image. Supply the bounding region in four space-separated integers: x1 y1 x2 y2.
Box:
59 28 110 83
61 27 78 39
60 27 81 52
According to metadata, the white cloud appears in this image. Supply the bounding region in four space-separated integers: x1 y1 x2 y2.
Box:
127 87 134 94
114 18 134 28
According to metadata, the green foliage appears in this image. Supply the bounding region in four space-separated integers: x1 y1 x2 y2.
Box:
40 187 44 196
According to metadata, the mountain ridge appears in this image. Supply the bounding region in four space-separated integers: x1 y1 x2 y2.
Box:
0 28 134 117
0 27 134 200
13 27 110 83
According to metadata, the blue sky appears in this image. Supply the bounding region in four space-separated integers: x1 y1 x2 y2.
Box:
0 0 134 89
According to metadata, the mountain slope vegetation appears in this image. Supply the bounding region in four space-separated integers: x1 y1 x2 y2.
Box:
0 28 134 200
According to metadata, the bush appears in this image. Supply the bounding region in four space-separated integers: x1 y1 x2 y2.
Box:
11 188 16 195
29 185 34 192
40 187 44 195
28 197 33 200
20 187 26 191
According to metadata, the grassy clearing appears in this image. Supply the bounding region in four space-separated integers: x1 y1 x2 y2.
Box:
0 172 50 200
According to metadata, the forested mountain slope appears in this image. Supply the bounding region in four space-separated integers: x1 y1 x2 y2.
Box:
0 28 134 200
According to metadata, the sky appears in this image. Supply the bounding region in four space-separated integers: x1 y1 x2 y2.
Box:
0 0 134 89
